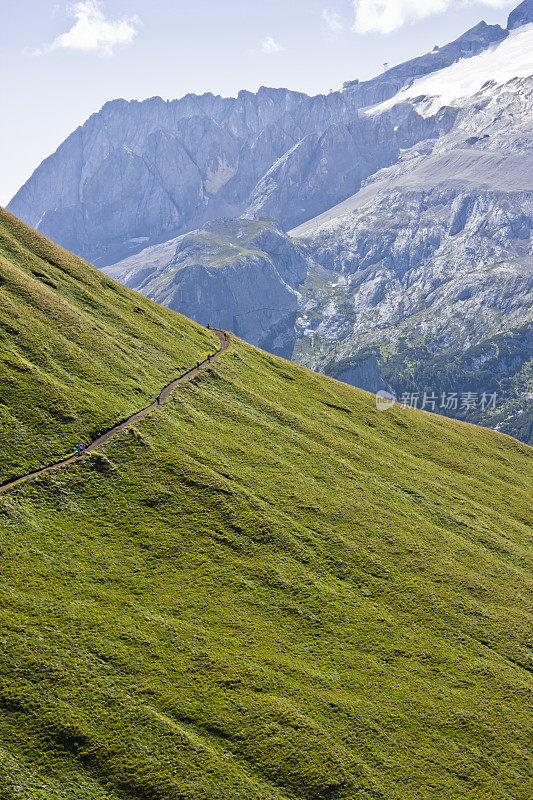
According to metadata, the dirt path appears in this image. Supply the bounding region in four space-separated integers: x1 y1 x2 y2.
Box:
0 329 229 495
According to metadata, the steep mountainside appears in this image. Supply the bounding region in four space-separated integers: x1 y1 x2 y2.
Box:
0 213 532 800
508 0 533 28
7 94 452 266
0 208 218 481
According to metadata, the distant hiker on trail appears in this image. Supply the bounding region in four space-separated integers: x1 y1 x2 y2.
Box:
76 444 81 456
208 354 211 363
206 323 210 329
197 361 200 369
224 332 227 341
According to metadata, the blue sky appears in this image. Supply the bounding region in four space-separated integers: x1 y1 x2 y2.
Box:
2 0 517 205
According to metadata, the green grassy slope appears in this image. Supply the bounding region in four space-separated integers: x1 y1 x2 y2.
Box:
0 208 219 481
0 213 532 800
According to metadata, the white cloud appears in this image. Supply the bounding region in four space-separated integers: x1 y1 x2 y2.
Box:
322 9 344 32
261 36 283 54
35 1 141 56
352 0 513 36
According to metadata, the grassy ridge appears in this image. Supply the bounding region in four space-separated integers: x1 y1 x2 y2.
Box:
0 208 218 481
1 335 532 797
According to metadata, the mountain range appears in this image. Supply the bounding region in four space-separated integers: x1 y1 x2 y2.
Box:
7 0 533 442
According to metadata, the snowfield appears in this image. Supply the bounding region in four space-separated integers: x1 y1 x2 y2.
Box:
369 23 533 117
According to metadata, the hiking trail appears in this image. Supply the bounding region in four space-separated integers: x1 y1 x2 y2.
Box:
0 329 229 495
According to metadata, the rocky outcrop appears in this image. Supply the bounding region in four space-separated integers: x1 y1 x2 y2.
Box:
104 219 311 356
325 355 390 395
244 105 455 230
507 0 533 30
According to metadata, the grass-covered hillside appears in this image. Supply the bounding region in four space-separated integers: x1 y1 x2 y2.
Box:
0 208 219 482
0 212 532 800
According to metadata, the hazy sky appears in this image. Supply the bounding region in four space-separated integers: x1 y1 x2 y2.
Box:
1 0 517 205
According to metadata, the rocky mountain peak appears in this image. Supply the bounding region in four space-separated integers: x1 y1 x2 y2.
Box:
507 0 533 30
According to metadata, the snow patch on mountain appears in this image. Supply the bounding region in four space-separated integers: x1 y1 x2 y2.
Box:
370 24 533 117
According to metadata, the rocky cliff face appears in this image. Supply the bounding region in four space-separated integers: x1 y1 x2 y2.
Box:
8 91 454 267
507 0 533 30
243 105 455 229
293 179 532 441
